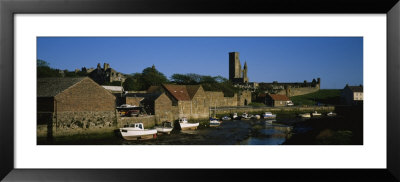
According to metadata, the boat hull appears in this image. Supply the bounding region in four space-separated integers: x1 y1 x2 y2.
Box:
210 120 221 127
155 127 173 134
120 128 157 140
180 123 199 130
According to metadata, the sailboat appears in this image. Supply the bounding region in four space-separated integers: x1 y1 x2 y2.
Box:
209 103 221 127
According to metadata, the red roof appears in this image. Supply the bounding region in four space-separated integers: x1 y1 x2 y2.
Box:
269 94 290 101
162 84 202 101
162 84 191 101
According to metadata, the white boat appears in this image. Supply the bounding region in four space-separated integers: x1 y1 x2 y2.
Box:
327 112 337 116
311 111 322 117
222 116 231 121
154 121 173 134
209 117 221 127
263 112 276 119
178 117 199 130
232 113 238 119
119 123 157 140
241 113 250 120
299 113 311 118
251 114 261 120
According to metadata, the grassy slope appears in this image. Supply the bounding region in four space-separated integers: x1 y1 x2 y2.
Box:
290 89 342 106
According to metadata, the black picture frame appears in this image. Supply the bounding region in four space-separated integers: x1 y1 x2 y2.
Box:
1 0 399 181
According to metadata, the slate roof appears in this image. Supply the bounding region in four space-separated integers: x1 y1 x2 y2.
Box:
348 86 363 92
269 94 290 101
37 77 86 97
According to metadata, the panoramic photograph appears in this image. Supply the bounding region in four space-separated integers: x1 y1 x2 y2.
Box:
36 37 363 145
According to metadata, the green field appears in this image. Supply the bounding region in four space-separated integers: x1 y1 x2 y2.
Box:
290 89 342 106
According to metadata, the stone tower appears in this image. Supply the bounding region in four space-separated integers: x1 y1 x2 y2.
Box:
229 52 242 81
243 61 248 83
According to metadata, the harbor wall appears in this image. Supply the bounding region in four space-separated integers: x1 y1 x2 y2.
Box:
214 106 335 115
37 112 156 138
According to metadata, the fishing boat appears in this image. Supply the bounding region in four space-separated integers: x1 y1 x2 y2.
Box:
209 117 221 127
178 117 199 130
263 112 276 119
327 112 337 116
119 123 157 140
311 111 322 117
299 113 311 118
154 121 173 134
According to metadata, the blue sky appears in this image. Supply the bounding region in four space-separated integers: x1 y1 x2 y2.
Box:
37 37 363 89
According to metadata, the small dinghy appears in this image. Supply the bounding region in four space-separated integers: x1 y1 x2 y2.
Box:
155 121 173 134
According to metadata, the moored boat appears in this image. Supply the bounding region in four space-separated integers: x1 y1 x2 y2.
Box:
299 113 311 118
155 121 173 134
178 117 199 130
209 117 221 127
251 114 261 120
263 112 276 119
232 113 238 119
327 112 337 116
241 113 250 120
222 116 231 121
311 111 322 117
119 123 157 140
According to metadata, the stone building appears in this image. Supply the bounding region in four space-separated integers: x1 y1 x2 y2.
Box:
264 94 291 107
37 77 116 137
229 52 249 84
88 63 126 85
341 84 363 105
146 84 252 120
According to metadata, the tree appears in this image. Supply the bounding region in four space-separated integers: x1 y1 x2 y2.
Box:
37 59 62 78
37 59 50 67
123 77 135 91
141 66 168 90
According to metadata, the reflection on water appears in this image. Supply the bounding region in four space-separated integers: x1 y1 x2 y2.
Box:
240 137 286 145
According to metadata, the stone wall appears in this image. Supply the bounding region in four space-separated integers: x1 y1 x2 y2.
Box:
154 93 177 124
237 90 252 106
118 115 156 128
277 87 319 97
205 91 238 107
37 112 157 137
214 106 335 115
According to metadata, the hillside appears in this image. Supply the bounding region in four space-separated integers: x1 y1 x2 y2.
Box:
290 89 342 106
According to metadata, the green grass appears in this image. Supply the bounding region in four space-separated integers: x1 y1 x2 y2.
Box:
290 89 342 106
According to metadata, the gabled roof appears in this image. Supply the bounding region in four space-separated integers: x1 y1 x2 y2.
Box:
186 85 201 100
269 94 290 101
162 84 191 101
37 77 86 97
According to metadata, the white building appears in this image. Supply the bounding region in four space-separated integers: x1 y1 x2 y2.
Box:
341 84 363 105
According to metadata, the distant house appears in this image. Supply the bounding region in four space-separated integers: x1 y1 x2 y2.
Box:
37 77 116 137
341 84 363 105
265 94 291 107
